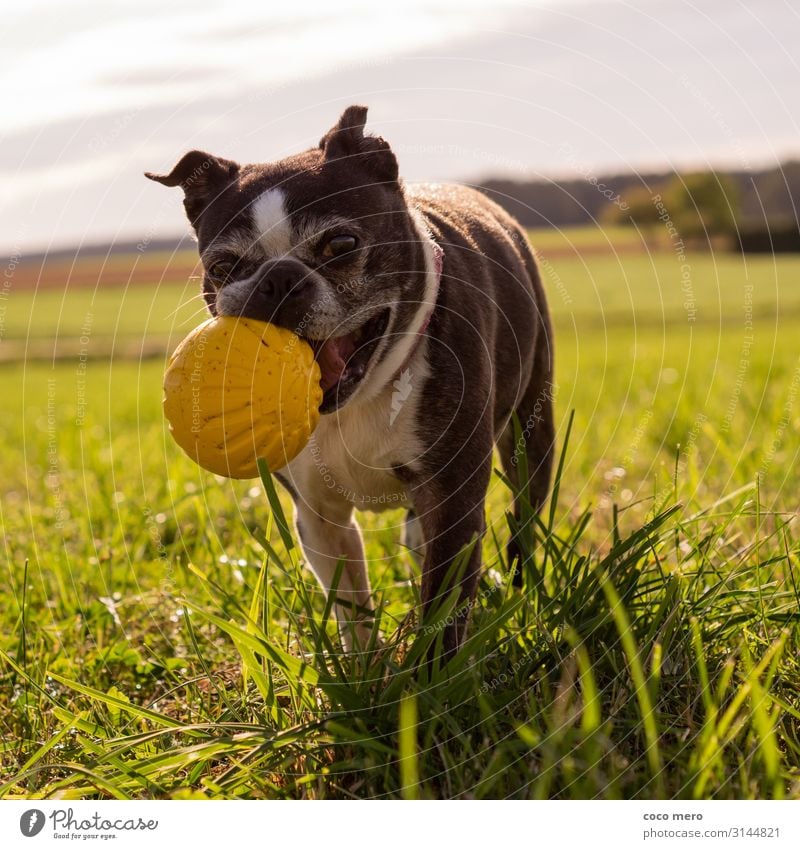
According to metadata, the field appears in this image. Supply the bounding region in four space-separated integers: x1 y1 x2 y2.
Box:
1 228 799 799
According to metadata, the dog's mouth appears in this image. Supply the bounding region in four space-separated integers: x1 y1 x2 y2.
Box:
306 308 391 413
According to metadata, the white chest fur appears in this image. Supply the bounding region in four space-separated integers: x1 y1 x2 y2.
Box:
282 347 428 516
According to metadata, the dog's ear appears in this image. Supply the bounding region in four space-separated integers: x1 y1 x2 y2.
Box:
145 151 239 225
319 105 399 185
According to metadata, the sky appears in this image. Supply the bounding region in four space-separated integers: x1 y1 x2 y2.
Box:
2 0 799 253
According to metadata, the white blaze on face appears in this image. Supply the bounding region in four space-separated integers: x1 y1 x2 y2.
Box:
252 188 292 257
216 187 347 334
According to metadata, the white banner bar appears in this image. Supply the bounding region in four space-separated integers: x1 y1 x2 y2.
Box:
0 800 798 848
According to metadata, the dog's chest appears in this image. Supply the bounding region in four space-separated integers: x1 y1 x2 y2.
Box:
286 378 423 513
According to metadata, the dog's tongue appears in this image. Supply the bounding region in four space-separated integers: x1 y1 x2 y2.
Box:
315 333 356 391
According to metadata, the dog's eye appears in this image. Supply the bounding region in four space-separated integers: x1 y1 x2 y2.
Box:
207 261 234 283
322 234 358 259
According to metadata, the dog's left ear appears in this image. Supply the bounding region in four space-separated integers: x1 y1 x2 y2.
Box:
145 150 239 225
320 105 399 185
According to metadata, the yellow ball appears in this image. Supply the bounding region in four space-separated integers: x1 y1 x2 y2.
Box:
163 316 322 479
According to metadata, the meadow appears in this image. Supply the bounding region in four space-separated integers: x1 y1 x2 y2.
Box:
1 229 798 798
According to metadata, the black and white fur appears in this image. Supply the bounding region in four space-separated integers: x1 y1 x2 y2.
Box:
147 105 555 657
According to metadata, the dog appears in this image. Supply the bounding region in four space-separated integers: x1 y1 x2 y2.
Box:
146 105 555 658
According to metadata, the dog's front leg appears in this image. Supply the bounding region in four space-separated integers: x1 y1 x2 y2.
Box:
411 453 491 659
293 499 374 651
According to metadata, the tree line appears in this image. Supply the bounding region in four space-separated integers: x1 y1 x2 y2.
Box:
479 161 800 250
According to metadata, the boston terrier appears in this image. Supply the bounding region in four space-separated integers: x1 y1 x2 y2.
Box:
146 105 555 658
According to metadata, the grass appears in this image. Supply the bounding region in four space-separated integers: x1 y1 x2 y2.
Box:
0 235 799 798
528 224 653 254
6 236 800 346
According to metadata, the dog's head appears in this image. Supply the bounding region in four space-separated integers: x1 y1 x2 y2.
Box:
147 105 438 413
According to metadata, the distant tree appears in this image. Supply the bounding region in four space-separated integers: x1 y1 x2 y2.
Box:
480 163 790 234
662 172 740 238
749 161 800 223
602 184 664 229
605 171 740 247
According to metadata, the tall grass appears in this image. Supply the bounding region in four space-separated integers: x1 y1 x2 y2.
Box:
2 413 798 799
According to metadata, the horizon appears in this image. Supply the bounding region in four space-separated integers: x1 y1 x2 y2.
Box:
7 155 799 262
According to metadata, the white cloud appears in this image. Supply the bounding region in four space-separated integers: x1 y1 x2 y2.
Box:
2 0 553 135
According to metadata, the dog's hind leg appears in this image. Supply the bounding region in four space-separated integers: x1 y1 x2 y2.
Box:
411 442 492 660
497 327 556 586
293 498 375 651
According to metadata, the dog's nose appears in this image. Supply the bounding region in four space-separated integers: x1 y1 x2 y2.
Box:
258 258 308 301
240 258 308 318
229 256 317 326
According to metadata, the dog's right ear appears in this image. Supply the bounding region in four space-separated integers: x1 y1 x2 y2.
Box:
145 151 239 225
319 105 399 185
